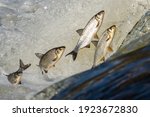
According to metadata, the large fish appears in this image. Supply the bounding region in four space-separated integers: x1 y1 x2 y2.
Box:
92 25 116 68
35 46 65 74
5 59 31 85
66 10 105 60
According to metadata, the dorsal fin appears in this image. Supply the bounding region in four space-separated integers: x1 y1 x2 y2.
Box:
94 33 99 39
76 29 83 36
35 53 44 59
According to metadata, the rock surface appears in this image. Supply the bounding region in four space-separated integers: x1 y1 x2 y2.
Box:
112 10 150 58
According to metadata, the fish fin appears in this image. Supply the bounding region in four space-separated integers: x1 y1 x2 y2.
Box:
106 35 110 41
19 59 31 72
96 22 99 27
91 65 96 69
19 81 22 84
76 29 83 36
101 56 105 61
85 44 90 48
66 51 78 61
94 33 99 39
35 53 43 59
44 70 48 74
92 40 98 47
97 56 105 63
107 46 113 52
52 55 58 61
20 59 24 68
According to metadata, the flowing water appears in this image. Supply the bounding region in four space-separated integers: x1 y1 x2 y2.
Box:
0 0 149 99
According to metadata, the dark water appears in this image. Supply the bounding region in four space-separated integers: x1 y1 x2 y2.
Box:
51 45 150 100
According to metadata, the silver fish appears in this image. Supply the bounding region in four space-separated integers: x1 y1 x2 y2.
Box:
66 10 105 60
92 25 116 68
5 59 31 85
35 46 65 74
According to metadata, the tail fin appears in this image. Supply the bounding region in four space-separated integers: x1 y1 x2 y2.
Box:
18 59 31 72
66 51 78 61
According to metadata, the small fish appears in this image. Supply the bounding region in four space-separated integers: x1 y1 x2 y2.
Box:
35 46 65 74
92 25 116 68
66 10 105 60
5 59 31 85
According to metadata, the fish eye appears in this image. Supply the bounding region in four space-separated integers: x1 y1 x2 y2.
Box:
56 49 60 54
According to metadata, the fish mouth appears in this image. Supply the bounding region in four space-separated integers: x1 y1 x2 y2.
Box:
98 10 105 15
110 25 117 31
95 10 105 20
111 25 116 28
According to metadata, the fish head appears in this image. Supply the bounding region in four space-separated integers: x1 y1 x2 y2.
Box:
54 46 66 58
107 25 116 39
95 10 105 21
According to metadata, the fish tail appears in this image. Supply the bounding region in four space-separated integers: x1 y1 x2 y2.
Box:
66 51 78 61
18 59 31 72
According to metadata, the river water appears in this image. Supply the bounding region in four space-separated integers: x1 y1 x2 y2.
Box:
0 0 149 99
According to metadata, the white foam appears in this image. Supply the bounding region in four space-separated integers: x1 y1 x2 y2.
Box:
0 0 148 99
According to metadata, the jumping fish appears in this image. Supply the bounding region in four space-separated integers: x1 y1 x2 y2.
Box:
35 46 65 74
92 25 116 68
66 10 105 60
5 59 31 85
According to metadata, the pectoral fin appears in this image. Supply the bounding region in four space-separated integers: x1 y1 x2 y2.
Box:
97 56 105 63
101 56 105 61
76 29 83 36
85 44 90 48
19 81 22 84
35 53 44 59
107 46 113 52
52 55 58 61
96 22 99 27
44 70 48 74
94 33 99 39
106 35 110 41
92 40 98 47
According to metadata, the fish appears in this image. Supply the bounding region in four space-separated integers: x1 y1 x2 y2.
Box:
35 46 66 74
4 59 31 85
66 10 105 60
92 25 116 68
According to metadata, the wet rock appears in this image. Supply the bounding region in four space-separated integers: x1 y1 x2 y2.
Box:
121 10 150 48
113 10 150 57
